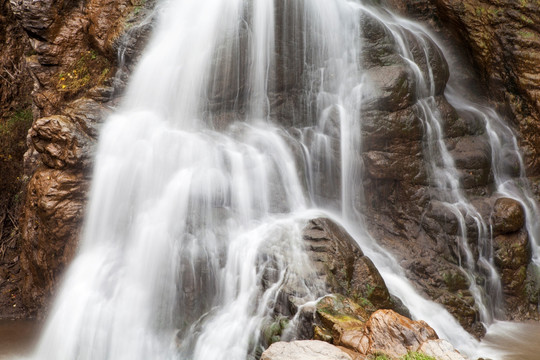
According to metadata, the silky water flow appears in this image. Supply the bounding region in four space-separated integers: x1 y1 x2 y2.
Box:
26 1 540 359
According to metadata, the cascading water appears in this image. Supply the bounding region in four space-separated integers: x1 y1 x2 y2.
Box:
366 13 504 324
25 0 540 359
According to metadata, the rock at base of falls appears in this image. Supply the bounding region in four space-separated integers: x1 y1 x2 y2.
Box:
418 339 468 360
302 218 397 311
314 299 438 359
263 306 469 360
261 340 353 360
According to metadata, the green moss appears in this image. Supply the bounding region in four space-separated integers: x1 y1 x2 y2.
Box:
518 30 536 39
0 105 33 217
0 108 32 136
402 352 436 360
261 316 290 346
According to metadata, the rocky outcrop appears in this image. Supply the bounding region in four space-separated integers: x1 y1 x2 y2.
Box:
315 297 438 359
431 0 540 177
3 0 154 315
489 197 537 317
303 219 395 310
0 0 33 318
260 218 404 344
268 295 468 360
491 197 525 235
386 0 540 179
357 9 491 336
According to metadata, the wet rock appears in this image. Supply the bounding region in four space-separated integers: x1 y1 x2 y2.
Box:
261 340 353 360
9 0 136 316
315 295 371 344
493 230 530 295
363 150 424 183
364 65 417 112
361 106 424 150
361 13 402 69
429 0 540 175
491 197 525 234
303 218 395 310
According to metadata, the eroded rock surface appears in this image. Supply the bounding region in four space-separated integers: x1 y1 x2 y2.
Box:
310 295 466 360
4 0 153 315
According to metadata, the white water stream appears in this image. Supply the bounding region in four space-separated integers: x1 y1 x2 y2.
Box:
23 1 540 359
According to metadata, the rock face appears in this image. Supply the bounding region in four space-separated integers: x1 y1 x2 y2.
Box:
261 341 352 360
0 0 33 318
2 0 153 315
303 219 395 310
357 9 492 335
310 296 467 360
262 218 403 344
359 310 438 358
358 0 540 334
434 0 540 176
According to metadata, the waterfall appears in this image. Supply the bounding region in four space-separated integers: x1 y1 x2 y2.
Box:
27 0 539 359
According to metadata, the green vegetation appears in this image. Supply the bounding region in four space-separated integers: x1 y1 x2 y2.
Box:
0 105 33 246
369 352 436 360
0 106 32 198
371 354 390 360
57 50 110 93
262 316 289 346
402 352 437 360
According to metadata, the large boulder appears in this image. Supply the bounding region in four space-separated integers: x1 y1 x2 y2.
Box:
418 339 468 360
261 341 353 360
259 218 403 344
491 197 525 235
357 309 438 358
303 218 395 310
312 297 465 360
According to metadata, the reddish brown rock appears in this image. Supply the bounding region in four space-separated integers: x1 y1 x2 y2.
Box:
351 310 438 358
6 0 142 316
20 168 88 312
314 296 440 360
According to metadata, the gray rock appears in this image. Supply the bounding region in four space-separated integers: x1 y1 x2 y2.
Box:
418 339 468 360
261 341 352 360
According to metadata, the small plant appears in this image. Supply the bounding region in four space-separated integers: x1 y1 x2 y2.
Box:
56 50 110 93
402 352 437 360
